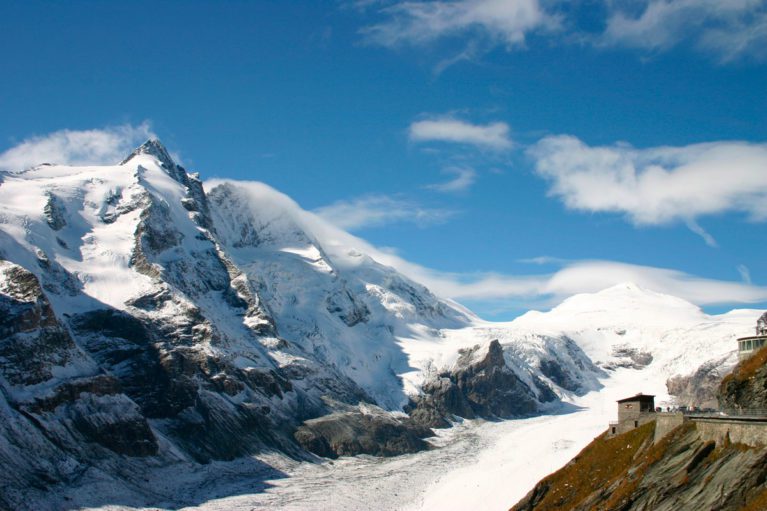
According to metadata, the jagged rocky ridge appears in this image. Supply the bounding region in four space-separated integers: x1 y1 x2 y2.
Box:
0 140 607 508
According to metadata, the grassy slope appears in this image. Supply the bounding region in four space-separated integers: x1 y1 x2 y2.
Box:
510 421 657 511
721 344 767 389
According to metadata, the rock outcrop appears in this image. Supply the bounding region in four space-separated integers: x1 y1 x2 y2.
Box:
408 340 553 428
667 354 731 409
294 402 433 458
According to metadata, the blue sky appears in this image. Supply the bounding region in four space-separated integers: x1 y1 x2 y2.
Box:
1 0 767 319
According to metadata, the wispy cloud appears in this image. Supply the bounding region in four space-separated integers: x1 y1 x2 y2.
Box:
528 135 767 244
0 123 155 172
601 0 767 62
359 0 767 62
409 116 513 150
314 194 455 231
517 255 571 265
361 0 557 49
427 166 477 193
737 264 752 284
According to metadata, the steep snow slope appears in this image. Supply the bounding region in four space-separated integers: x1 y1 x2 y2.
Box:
206 180 471 409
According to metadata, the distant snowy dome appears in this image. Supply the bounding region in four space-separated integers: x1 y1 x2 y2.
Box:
514 281 706 333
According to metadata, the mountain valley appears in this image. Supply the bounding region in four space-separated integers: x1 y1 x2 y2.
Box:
0 140 761 510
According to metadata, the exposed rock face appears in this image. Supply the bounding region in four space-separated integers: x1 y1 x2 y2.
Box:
43 192 67 231
0 261 79 386
667 355 731 408
294 403 433 458
602 345 654 370
408 340 551 428
0 260 161 511
534 336 603 394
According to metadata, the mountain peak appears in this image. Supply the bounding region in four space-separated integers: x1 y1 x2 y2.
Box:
120 138 177 170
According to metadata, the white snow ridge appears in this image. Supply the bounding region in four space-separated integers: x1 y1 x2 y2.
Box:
0 139 759 511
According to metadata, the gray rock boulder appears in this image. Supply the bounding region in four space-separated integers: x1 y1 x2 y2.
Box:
294 403 433 458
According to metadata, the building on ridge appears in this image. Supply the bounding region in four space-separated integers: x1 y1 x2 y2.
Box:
736 312 767 361
608 393 656 436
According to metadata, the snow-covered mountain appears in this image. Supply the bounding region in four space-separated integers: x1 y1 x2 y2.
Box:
0 140 759 509
508 283 758 405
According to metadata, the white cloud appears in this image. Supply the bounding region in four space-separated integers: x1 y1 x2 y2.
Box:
361 0 556 48
0 123 155 172
601 0 767 61
394 258 767 307
528 135 767 241
427 166 477 193
409 116 513 150
313 194 455 231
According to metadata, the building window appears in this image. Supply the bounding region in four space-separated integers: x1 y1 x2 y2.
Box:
634 421 638 428
611 427 616 434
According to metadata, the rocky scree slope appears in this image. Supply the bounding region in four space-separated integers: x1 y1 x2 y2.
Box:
0 140 599 508
511 348 767 511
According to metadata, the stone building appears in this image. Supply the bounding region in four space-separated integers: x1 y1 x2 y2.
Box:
609 393 656 436
736 312 767 361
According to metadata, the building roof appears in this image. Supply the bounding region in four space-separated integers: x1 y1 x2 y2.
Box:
617 393 655 403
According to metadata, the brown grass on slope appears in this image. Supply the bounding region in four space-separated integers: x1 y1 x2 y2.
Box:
722 344 767 387
510 421 657 511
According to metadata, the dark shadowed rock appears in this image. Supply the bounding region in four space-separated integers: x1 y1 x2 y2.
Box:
408 340 543 428
0 262 79 386
602 345 654 370
43 192 67 231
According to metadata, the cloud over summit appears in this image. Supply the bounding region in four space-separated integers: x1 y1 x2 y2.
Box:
0 123 155 172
